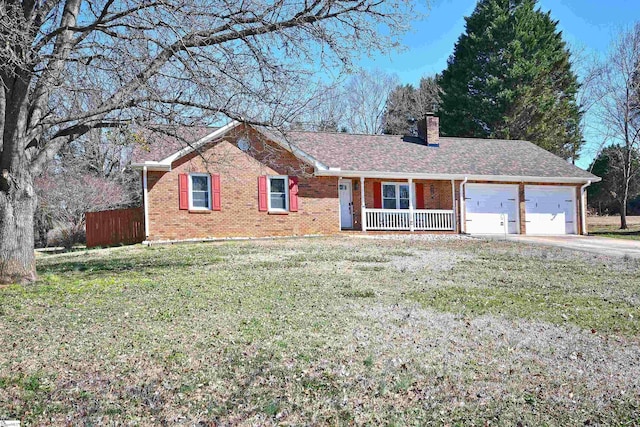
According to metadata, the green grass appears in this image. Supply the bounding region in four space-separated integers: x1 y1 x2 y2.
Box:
591 231 640 240
589 217 640 240
408 250 640 335
410 285 640 335
1 237 639 425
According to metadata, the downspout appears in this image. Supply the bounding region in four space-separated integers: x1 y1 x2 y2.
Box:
361 176 366 232
451 179 457 232
459 177 468 234
143 166 150 240
580 180 591 235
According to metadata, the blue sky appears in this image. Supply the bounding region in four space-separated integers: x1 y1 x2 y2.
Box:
358 0 640 169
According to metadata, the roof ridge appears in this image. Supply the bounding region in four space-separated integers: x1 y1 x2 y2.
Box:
287 130 405 137
287 130 533 143
439 136 529 143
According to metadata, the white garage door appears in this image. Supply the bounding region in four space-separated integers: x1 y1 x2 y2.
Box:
465 184 520 234
525 185 576 235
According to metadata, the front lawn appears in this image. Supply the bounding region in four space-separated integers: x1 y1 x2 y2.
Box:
1 236 639 425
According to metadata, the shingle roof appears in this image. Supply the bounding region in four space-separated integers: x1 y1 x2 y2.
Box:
283 131 596 180
131 123 597 181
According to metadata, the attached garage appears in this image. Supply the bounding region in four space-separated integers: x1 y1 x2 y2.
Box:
464 184 520 234
524 185 577 235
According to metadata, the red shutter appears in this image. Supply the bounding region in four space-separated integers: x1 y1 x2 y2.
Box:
373 182 382 208
211 174 221 211
258 175 268 211
178 173 189 210
289 176 299 212
415 183 425 209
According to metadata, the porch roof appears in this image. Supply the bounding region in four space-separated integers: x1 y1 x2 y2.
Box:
283 131 597 182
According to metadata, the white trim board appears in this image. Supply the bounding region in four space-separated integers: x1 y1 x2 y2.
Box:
314 169 597 184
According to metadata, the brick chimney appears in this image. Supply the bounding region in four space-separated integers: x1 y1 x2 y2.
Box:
417 113 439 146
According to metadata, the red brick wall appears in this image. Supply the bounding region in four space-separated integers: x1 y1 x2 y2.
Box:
145 126 339 241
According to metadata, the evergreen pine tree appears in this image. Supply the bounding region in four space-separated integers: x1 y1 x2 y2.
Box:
438 0 582 159
383 77 441 135
384 84 418 135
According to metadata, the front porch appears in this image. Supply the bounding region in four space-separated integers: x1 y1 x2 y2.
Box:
363 208 455 231
338 177 459 233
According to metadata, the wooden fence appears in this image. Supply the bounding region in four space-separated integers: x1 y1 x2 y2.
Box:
86 207 145 248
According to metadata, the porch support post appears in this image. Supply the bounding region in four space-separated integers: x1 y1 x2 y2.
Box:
338 177 343 231
360 177 366 232
409 178 414 232
451 179 456 232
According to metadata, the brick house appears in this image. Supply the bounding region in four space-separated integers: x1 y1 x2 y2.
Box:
130 117 599 242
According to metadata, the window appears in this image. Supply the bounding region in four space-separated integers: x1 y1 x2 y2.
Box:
189 173 211 210
268 175 289 211
382 182 413 210
382 184 396 209
399 184 410 209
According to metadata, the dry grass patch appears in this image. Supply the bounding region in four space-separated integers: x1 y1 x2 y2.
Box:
0 237 639 425
588 215 640 240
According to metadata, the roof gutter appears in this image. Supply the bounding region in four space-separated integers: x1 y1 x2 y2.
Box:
313 169 599 184
130 161 171 171
580 180 592 235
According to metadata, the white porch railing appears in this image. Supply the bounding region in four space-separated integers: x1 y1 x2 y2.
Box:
364 208 455 231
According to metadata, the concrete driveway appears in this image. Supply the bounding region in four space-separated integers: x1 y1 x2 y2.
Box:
489 235 640 258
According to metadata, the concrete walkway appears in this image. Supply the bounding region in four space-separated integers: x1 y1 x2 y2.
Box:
487 235 640 259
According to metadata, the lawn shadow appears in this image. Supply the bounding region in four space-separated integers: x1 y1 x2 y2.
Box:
37 255 224 277
591 230 640 237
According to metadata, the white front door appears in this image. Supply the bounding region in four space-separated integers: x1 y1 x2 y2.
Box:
525 186 576 235
465 184 520 234
339 180 353 229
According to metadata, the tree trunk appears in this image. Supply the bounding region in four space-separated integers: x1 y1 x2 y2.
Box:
620 200 628 230
0 171 37 284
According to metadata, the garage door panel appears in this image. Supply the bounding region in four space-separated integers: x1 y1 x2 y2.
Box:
465 184 519 234
525 186 576 235
526 212 566 234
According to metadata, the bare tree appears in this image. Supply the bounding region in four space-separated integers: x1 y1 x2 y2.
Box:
344 69 399 134
34 127 140 247
588 145 640 216
0 0 419 283
288 83 347 132
591 23 640 229
572 45 602 165
36 165 130 249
